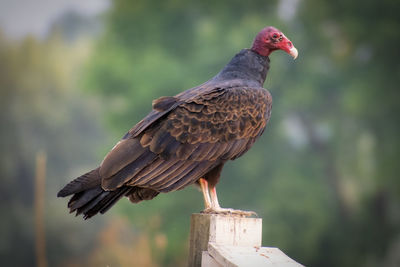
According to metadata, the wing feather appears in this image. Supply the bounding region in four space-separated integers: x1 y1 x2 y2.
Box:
100 139 145 179
151 161 197 189
146 161 188 186
102 151 157 190
132 159 179 186
160 161 215 192
188 143 215 161
97 86 271 195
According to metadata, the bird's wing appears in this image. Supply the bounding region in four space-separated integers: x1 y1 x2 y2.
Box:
100 86 272 193
123 96 180 139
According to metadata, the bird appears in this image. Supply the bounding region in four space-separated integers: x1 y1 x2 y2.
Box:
57 26 298 219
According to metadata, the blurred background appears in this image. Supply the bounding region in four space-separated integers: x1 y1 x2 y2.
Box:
1 0 399 266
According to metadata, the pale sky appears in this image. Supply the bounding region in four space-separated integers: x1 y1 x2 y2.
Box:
0 0 299 39
0 0 110 39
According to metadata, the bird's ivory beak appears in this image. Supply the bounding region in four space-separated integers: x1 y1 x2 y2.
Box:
289 46 298 59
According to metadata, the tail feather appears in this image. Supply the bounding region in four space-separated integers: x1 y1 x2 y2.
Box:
59 167 161 219
58 168 101 197
81 187 133 219
62 185 131 219
76 191 109 216
97 187 132 215
67 187 102 209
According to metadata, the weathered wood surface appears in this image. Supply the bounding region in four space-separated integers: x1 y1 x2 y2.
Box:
201 251 223 267
188 213 262 267
205 243 303 267
188 213 303 267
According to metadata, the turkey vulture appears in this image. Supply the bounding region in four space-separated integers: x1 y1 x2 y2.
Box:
58 26 297 219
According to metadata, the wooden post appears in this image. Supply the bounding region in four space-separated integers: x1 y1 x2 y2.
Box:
188 213 303 267
35 151 47 267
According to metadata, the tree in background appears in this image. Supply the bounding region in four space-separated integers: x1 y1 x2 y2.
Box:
0 29 111 265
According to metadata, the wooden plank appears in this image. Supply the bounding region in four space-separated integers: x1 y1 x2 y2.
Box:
188 213 303 267
208 243 304 267
188 213 262 267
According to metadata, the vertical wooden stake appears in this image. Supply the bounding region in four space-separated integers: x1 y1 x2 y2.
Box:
35 151 47 267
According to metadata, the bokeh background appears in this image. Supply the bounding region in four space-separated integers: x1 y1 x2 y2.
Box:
1 0 399 266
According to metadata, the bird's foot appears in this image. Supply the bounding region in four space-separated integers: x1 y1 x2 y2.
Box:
201 207 257 217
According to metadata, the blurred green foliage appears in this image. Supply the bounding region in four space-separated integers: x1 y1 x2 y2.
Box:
0 31 111 265
1 0 399 266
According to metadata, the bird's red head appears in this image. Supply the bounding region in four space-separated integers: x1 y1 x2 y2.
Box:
251 26 298 59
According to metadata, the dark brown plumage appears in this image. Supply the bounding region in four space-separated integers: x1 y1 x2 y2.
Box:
58 26 297 219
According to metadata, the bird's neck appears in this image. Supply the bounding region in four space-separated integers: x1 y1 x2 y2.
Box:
211 49 270 87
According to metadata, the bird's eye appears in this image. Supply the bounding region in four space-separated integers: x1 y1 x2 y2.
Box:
272 33 279 39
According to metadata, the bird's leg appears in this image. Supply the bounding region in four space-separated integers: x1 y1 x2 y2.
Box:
209 186 221 209
202 186 257 217
199 178 212 209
